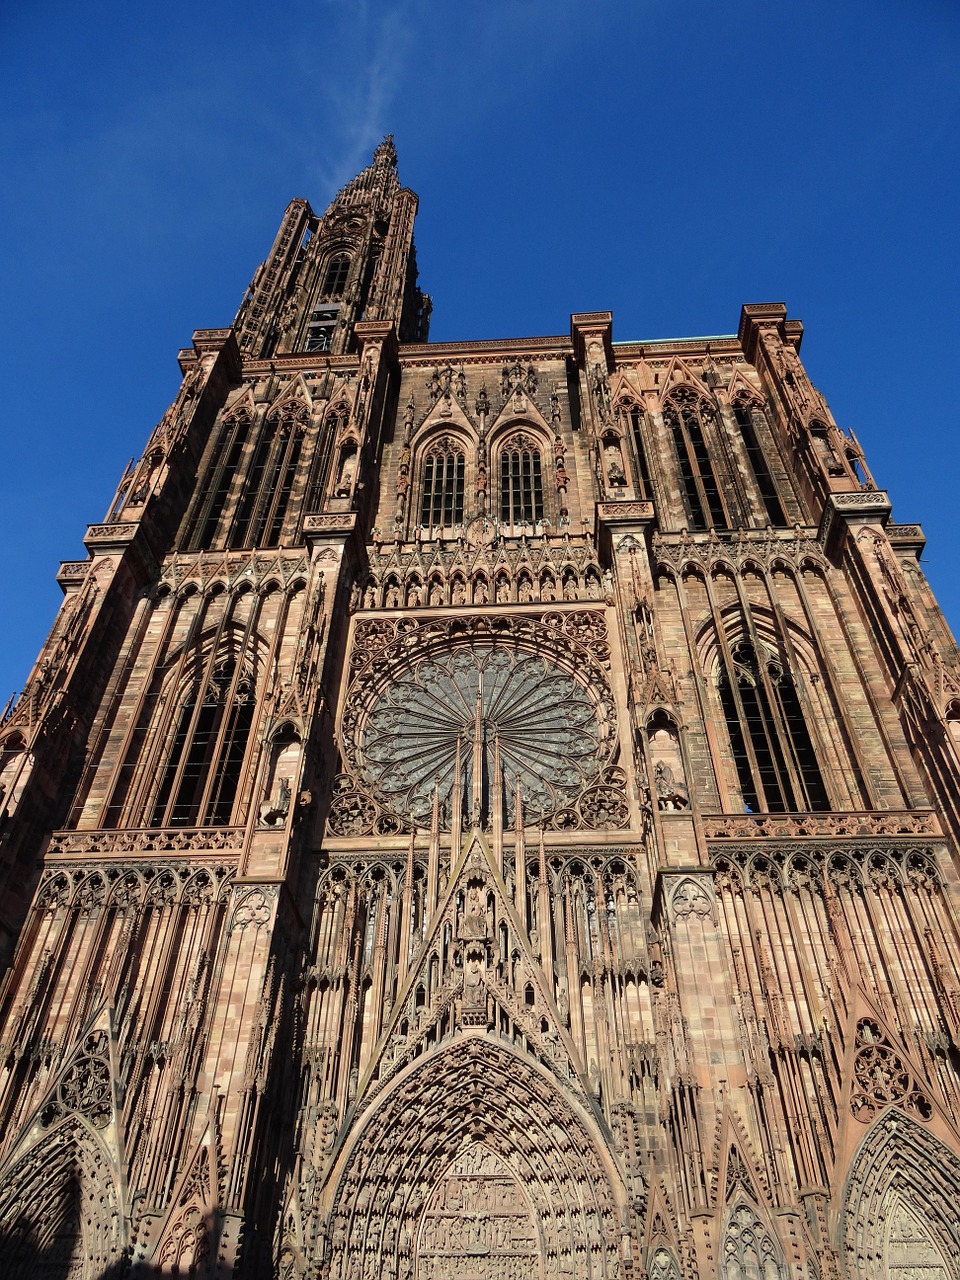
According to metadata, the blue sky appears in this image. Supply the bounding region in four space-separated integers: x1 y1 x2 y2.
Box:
1 0 958 699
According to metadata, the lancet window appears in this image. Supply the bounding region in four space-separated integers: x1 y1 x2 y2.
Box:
420 439 465 528
227 410 306 548
622 402 654 499
181 405 308 551
182 411 252 551
732 399 787 526
147 655 255 827
499 433 544 526
717 638 828 813
664 390 728 529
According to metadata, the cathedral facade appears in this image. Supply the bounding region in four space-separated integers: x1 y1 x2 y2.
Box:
2 139 960 1279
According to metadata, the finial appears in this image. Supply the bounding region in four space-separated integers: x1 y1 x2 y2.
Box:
373 134 397 167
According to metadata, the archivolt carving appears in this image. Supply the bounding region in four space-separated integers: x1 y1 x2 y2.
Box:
0 1116 123 1280
842 1111 960 1280
327 1036 627 1280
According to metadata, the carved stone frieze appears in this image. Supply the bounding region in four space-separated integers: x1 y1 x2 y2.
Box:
159 548 309 595
47 826 245 858
703 809 940 842
710 841 944 897
35 860 235 911
652 527 826 574
360 533 606 609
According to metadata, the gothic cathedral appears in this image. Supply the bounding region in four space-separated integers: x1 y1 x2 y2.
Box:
2 139 960 1280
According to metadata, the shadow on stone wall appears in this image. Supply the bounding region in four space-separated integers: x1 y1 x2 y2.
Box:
0 1221 236 1279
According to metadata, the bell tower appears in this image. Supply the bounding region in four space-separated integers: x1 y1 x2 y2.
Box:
235 135 431 360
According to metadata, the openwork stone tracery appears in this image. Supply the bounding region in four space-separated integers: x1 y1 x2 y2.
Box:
334 611 622 830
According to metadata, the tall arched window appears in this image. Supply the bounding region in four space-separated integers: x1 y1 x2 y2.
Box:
717 639 828 813
228 409 306 549
500 434 544 525
150 656 255 827
181 411 252 551
622 403 653 499
732 399 786 526
663 390 728 529
320 253 350 298
420 439 465 528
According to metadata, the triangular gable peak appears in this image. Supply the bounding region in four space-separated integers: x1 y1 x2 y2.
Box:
222 385 257 422
412 385 479 445
356 825 590 1107
267 372 314 420
608 367 645 407
725 367 765 406
656 356 715 406
487 385 554 439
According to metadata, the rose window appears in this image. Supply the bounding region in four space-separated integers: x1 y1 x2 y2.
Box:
357 643 611 823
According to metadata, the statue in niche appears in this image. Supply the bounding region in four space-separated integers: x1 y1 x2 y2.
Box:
335 449 356 497
474 578 489 605
518 576 534 603
428 580 444 606
452 579 467 606
385 582 402 608
259 777 292 827
496 577 510 603
654 761 689 811
586 569 603 599
563 573 577 601
363 581 376 608
605 441 626 485
541 574 557 602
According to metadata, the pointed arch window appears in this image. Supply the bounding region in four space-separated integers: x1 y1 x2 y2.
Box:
228 410 306 549
732 400 786 526
622 403 653 499
720 1202 787 1280
500 434 544 525
150 656 255 827
664 391 728 529
420 439 465 528
181 411 252 552
717 639 828 813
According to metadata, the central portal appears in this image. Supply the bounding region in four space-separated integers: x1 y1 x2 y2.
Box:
415 1144 543 1280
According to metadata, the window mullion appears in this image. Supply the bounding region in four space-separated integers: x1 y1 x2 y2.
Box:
158 660 217 827
249 427 288 547
715 637 770 812
197 601 259 824
754 662 797 810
